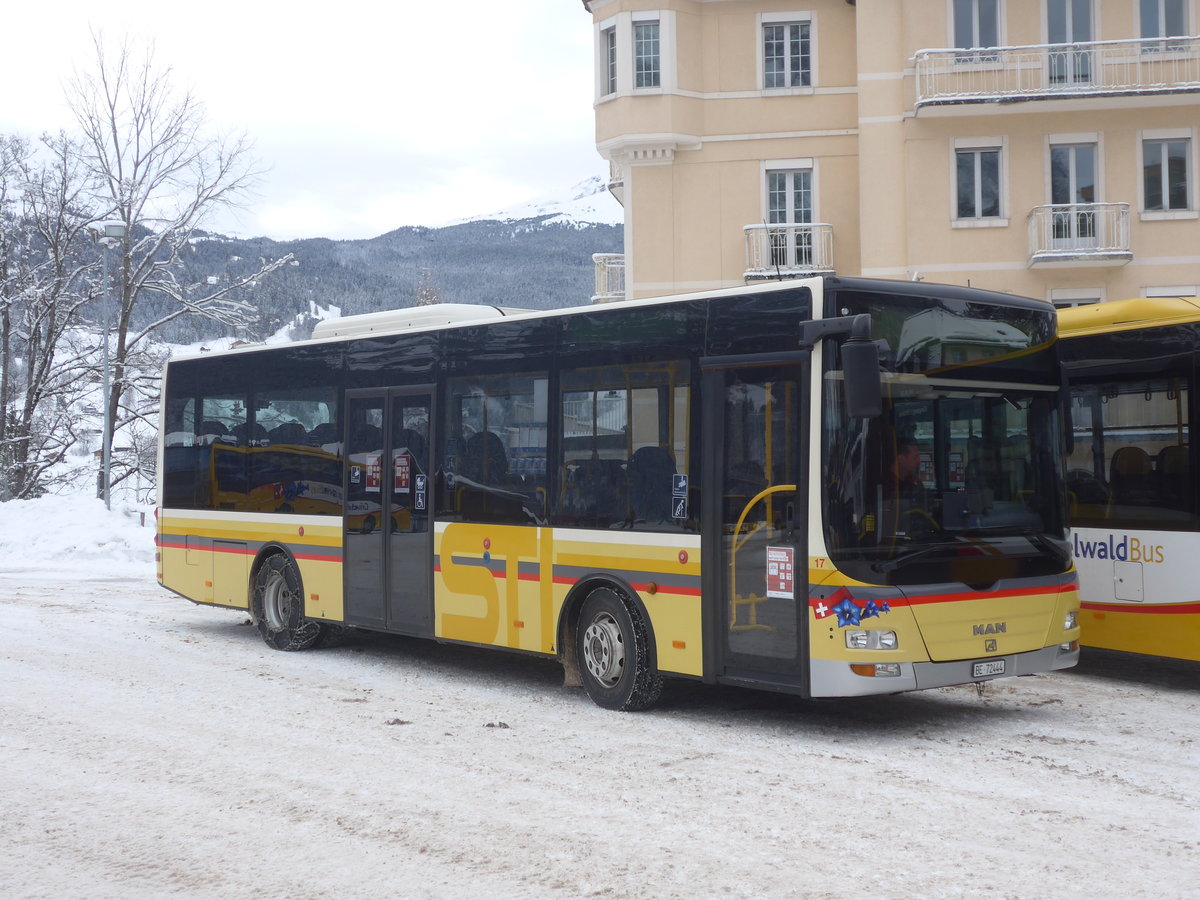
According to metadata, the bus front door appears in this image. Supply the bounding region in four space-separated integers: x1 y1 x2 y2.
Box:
343 387 435 635
703 356 809 688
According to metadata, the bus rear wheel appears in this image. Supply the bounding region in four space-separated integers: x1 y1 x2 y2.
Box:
577 586 664 711
253 553 321 651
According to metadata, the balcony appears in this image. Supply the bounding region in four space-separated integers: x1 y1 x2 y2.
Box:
1027 203 1131 267
743 223 835 280
915 36 1200 109
608 160 625 207
592 253 625 303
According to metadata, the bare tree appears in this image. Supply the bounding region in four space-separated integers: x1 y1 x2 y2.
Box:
66 32 291 499
0 135 26 498
0 133 100 500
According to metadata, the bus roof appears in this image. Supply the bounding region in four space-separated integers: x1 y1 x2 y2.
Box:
310 303 515 339
168 274 1048 364
169 277 821 362
1058 296 1200 338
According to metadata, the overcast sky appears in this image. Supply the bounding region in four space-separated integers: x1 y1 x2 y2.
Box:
1 1 603 241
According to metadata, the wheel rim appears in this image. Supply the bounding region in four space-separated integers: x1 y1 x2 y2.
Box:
582 611 625 687
263 572 294 632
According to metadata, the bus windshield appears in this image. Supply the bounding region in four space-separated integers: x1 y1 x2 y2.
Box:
822 289 1070 585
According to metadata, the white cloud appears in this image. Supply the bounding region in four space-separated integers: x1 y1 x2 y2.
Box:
0 0 604 240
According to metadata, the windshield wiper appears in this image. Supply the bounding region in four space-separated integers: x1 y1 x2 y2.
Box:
871 542 957 573
953 527 1071 563
874 528 1069 574
1021 531 1071 561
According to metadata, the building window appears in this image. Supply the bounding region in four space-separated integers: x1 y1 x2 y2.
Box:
1144 138 1191 211
953 0 1000 49
763 22 811 89
1049 142 1098 246
1047 0 1093 84
603 27 617 96
1140 0 1187 39
1145 285 1199 298
634 21 660 88
767 168 815 266
956 148 1001 218
1050 289 1100 309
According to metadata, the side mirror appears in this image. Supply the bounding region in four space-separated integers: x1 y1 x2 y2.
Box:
841 337 882 418
798 313 882 418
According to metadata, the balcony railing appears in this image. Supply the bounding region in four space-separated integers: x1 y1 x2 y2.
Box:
592 252 625 302
1027 203 1131 266
915 36 1200 107
743 223 834 280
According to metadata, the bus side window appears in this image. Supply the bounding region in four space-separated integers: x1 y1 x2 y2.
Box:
555 362 691 532
1156 444 1190 510
444 372 547 525
1072 375 1196 530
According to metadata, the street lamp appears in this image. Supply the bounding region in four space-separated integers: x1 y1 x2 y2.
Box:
97 221 125 510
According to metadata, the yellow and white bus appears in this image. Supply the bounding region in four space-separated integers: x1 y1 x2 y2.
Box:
156 276 1081 709
1059 297 1200 662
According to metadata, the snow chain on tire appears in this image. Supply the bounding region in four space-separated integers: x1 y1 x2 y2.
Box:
253 553 321 651
577 585 664 711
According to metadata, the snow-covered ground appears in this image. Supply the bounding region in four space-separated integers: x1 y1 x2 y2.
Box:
1 494 1198 899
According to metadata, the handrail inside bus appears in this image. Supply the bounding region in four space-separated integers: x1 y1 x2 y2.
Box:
731 484 798 556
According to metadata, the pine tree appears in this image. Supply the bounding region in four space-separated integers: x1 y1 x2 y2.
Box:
415 268 440 306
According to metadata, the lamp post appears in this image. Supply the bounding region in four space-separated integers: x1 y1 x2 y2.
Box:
98 221 125 511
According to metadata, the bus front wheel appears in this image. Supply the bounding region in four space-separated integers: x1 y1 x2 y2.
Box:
252 553 321 651
577 586 664 711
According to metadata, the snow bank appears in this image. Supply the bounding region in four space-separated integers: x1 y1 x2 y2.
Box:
0 494 155 578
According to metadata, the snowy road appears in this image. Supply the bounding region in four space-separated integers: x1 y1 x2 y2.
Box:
2 559 1198 899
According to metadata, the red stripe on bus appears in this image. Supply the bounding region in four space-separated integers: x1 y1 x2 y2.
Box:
900 582 1079 607
629 583 702 597
429 566 701 596
1081 601 1200 615
157 539 340 562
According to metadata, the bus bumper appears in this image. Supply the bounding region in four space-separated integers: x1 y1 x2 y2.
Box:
810 643 1080 698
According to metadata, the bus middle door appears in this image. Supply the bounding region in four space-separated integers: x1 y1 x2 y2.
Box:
344 387 435 635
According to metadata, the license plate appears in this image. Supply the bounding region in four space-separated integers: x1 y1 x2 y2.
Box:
972 659 1005 678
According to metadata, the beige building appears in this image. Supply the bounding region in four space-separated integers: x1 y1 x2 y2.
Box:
582 0 1200 307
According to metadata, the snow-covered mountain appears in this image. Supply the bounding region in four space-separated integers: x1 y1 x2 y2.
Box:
450 174 622 228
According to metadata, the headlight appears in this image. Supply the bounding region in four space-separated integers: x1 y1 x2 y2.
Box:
851 663 902 677
845 630 898 650
1064 611 1078 630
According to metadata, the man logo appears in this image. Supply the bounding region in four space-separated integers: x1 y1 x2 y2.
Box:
972 622 1006 636
985 639 998 652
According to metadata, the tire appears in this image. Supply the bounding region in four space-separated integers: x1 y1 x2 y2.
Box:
577 586 664 711
252 553 321 651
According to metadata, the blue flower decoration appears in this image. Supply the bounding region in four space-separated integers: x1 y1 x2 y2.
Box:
860 600 880 620
833 598 862 627
881 601 891 614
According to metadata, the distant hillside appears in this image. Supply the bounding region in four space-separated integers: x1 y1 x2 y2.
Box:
161 177 623 344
